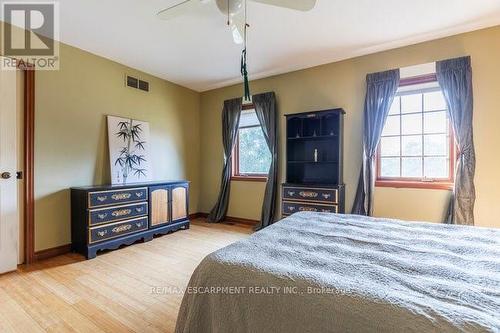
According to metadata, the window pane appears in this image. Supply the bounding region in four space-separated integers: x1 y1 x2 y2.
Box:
424 157 449 179
378 88 452 184
402 135 422 156
402 157 422 177
401 94 422 114
238 127 271 174
424 91 447 111
401 114 422 135
424 134 447 156
382 115 400 136
388 97 400 115
380 137 400 156
424 111 447 134
381 158 400 177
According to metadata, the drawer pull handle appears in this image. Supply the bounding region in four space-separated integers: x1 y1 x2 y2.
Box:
136 207 144 213
321 209 331 213
97 230 107 237
112 209 132 217
112 193 132 200
299 207 318 212
322 194 332 199
96 196 107 202
136 222 143 228
112 224 132 233
97 213 107 219
287 191 295 196
288 206 296 211
299 191 318 198
135 192 144 198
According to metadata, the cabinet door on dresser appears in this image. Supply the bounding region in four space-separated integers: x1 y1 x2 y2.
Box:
149 185 170 228
171 184 188 222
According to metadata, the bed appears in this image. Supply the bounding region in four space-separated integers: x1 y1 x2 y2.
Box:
175 212 500 333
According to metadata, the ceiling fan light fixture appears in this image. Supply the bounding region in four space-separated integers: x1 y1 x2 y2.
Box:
215 0 244 16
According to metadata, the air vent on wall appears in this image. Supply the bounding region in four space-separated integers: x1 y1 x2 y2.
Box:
125 75 149 92
138 80 149 92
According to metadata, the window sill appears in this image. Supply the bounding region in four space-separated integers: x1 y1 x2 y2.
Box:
375 180 453 191
231 175 268 183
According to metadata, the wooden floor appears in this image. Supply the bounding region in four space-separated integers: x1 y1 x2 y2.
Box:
0 219 252 333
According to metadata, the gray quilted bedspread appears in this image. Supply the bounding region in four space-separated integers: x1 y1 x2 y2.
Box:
175 212 500 333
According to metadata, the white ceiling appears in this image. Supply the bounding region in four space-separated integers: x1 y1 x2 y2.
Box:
53 0 500 91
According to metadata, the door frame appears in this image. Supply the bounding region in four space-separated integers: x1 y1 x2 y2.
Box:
19 64 35 264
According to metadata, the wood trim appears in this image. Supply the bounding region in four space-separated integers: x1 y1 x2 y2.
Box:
33 244 71 262
231 104 269 182
23 67 35 264
224 215 259 226
192 212 259 226
231 175 268 182
375 180 453 190
399 73 437 87
241 103 255 111
188 212 205 220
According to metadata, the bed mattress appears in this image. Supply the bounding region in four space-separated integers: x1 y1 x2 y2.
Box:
175 212 500 333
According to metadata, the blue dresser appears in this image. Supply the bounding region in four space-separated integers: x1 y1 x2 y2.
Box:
71 181 189 259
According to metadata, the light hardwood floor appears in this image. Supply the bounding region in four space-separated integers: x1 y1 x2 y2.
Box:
0 219 252 333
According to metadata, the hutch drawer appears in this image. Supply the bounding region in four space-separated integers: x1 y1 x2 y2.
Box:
282 200 338 216
88 202 148 226
283 186 338 204
89 217 148 244
88 187 148 208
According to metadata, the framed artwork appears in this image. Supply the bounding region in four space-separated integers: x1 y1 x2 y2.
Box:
107 115 152 184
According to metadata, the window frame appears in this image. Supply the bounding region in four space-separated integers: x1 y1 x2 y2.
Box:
375 74 456 191
231 104 269 182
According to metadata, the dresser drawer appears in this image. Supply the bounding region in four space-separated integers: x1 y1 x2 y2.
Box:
88 188 148 208
88 202 148 226
89 217 148 244
283 187 338 204
282 201 338 215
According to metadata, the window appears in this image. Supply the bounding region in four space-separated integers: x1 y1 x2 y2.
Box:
231 106 271 181
376 77 455 190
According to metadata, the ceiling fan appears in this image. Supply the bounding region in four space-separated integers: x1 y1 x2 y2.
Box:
157 0 317 44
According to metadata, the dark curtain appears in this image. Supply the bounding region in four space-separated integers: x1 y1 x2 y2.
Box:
352 69 400 216
436 56 475 225
208 98 242 223
253 92 278 230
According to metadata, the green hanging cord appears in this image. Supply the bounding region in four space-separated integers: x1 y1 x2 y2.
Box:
240 0 250 100
241 49 250 101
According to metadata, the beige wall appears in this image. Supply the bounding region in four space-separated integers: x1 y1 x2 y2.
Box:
199 25 500 228
4 23 500 253
34 43 201 251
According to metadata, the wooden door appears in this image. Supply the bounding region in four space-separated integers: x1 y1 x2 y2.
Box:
0 61 19 274
171 185 187 222
150 186 170 227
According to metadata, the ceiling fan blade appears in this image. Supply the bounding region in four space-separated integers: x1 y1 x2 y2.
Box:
157 0 206 20
250 0 316 11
